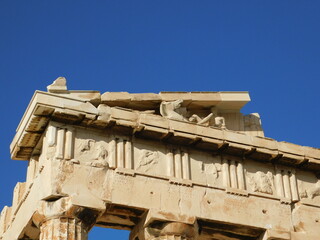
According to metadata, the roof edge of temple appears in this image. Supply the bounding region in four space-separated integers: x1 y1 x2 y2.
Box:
9 89 320 175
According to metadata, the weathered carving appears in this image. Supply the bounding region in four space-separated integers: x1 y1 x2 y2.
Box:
160 99 186 121
91 144 108 168
201 162 219 186
300 181 320 199
3 81 320 239
84 141 109 168
137 150 159 171
80 139 95 152
210 107 226 129
248 171 273 194
188 113 214 127
160 100 226 129
189 111 226 128
94 144 108 160
306 186 320 199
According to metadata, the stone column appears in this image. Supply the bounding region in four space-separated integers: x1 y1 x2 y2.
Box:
39 217 87 240
33 197 102 240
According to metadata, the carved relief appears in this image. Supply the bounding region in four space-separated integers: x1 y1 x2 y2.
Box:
306 185 320 199
189 113 214 127
201 162 218 177
93 144 108 160
300 181 320 199
137 150 159 171
248 171 273 194
77 139 109 168
201 162 219 186
210 107 226 129
80 139 95 152
86 143 109 168
160 100 226 128
160 99 186 121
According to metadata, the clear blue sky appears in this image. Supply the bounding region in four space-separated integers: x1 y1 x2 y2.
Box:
0 1 319 239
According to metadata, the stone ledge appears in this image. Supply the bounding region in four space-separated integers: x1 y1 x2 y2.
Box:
10 91 320 174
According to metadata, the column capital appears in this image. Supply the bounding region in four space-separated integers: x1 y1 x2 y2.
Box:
130 211 199 240
32 197 102 232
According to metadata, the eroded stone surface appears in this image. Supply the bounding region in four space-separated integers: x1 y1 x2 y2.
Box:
1 78 320 240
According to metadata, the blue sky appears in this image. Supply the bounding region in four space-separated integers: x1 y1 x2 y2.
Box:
0 1 319 239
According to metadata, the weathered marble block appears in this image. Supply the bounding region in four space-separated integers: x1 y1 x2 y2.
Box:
1 78 319 240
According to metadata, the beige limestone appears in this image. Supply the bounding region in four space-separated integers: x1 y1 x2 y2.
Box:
1 78 320 240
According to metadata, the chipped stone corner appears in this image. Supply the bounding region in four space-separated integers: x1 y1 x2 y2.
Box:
1 83 320 239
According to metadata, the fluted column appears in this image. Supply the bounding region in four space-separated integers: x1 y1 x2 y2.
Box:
40 217 87 240
33 197 102 240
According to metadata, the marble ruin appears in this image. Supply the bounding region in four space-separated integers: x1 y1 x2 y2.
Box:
1 77 320 240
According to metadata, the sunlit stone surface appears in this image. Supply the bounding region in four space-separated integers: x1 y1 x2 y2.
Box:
1 78 320 240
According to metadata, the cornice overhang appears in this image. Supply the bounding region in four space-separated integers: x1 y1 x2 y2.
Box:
10 90 320 174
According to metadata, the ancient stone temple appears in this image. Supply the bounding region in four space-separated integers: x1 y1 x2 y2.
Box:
1 78 320 240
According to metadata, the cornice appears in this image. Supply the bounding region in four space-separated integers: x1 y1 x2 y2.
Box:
10 91 320 175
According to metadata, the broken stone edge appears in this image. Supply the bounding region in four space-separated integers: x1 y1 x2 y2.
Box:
10 90 320 175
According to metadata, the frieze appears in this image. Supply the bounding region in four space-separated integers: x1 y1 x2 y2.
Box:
248 171 273 195
3 81 320 239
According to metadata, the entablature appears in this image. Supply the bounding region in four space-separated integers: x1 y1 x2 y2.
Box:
10 84 320 176
2 78 320 240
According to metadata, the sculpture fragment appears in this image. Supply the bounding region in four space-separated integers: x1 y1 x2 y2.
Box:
160 100 226 128
300 181 320 199
248 171 273 194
